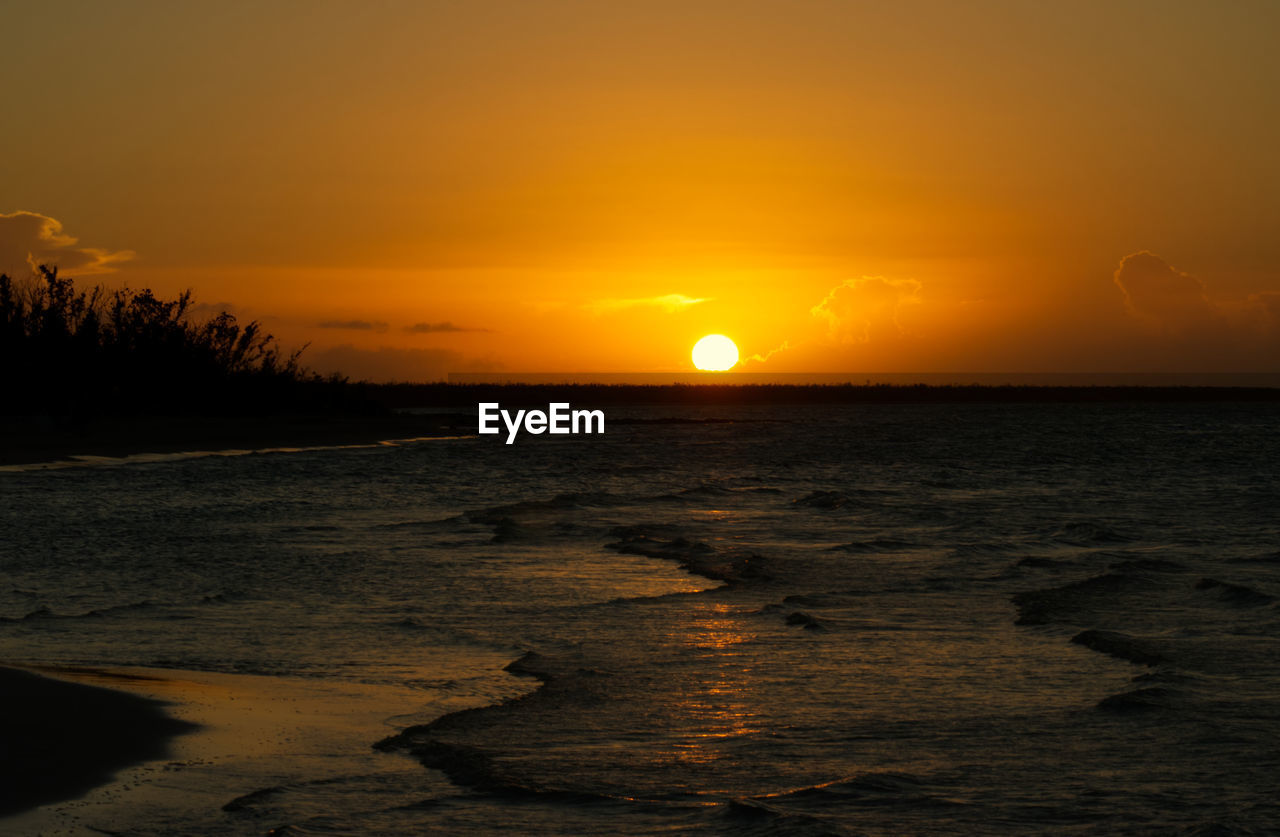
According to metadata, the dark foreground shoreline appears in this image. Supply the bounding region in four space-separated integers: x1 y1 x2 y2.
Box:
0 666 197 817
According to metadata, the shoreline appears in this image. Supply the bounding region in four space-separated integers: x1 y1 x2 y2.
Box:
0 412 473 468
5 385 1277 466
0 665 197 817
0 662 495 833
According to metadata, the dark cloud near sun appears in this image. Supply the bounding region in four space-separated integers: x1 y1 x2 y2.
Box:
0 211 133 278
307 344 502 383
318 319 390 333
317 320 487 335
404 321 490 334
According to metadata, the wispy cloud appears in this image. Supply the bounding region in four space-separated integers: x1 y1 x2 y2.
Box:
318 319 389 333
743 340 792 365
404 321 490 334
585 293 710 315
0 210 133 277
738 277 922 368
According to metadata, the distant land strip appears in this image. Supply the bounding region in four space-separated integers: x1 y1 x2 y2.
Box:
449 372 1280 387
377 382 1280 408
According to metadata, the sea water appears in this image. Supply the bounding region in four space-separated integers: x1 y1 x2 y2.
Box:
2 402 1278 834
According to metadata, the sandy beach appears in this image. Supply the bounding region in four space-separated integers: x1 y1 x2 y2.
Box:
0 663 461 834
0 666 196 817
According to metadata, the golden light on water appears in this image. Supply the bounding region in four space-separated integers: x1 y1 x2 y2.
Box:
692 335 739 371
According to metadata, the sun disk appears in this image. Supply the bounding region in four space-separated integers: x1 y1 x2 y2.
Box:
692 334 739 371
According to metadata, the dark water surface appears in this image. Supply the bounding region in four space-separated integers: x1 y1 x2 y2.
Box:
3 403 1279 834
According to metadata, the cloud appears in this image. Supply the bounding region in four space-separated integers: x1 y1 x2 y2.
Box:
404 321 490 333
585 293 710 315
1113 251 1219 335
743 340 792 366
1104 252 1280 370
736 276 922 369
318 319 389 333
809 276 922 343
0 211 133 277
306 344 503 383
317 320 489 334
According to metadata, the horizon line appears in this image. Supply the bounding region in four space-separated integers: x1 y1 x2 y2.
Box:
447 372 1280 387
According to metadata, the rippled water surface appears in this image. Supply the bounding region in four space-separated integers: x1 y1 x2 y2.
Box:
3 403 1279 834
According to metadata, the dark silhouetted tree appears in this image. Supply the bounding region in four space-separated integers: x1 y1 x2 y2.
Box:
0 266 371 417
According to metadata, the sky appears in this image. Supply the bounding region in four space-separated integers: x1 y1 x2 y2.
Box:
2 0 1279 381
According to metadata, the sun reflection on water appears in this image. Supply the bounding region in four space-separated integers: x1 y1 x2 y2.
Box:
664 602 764 765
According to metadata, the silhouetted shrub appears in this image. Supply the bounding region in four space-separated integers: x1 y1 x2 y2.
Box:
0 266 373 417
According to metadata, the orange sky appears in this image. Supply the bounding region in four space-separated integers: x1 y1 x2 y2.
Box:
3 0 1279 380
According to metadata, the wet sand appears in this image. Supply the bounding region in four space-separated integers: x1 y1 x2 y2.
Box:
0 666 197 817
0 663 468 834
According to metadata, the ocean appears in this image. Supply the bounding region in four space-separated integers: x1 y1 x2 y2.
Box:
2 402 1279 835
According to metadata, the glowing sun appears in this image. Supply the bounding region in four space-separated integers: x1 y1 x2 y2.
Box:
692 334 739 371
